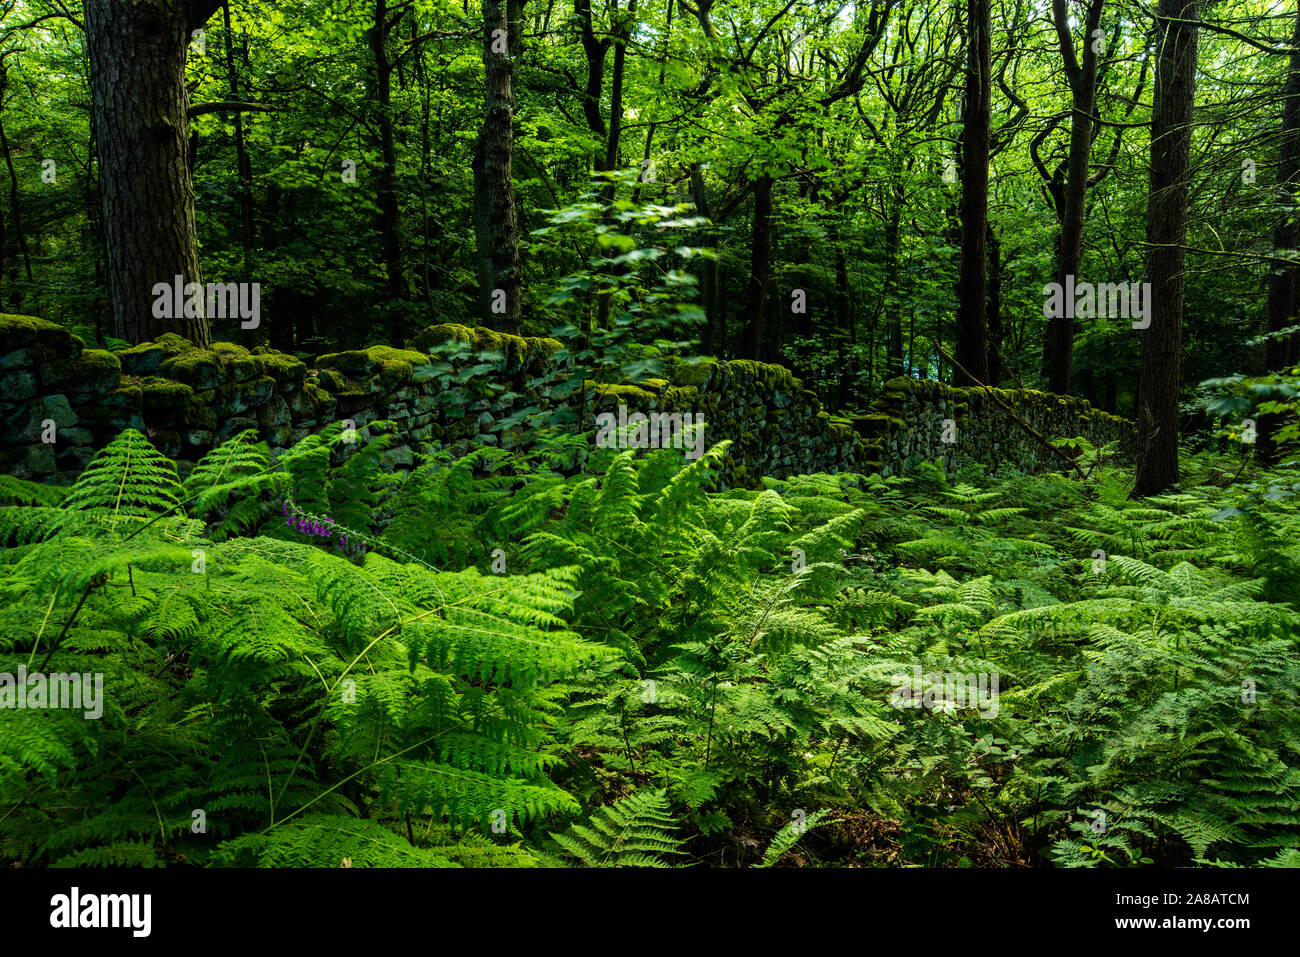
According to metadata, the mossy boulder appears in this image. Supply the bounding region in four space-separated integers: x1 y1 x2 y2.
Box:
183 395 217 431
207 342 261 383
827 421 856 443
586 381 658 407
160 348 222 390
43 349 121 396
0 370 37 401
317 345 431 387
252 347 308 386
0 314 83 359
139 376 195 421
728 359 798 392
257 395 293 446
118 333 195 376
662 385 700 409
666 356 718 389
312 368 351 394
409 323 562 374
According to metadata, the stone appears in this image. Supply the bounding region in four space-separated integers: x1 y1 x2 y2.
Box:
140 377 195 424
0 370 37 400
43 349 121 397
55 445 95 473
161 350 222 390
0 314 82 355
380 446 414 470
215 416 259 444
257 395 292 446
24 443 57 475
0 343 58 369
58 427 95 446
118 333 194 376
2 394 79 443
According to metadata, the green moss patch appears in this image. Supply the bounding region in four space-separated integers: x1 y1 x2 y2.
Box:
317 345 431 385
252 347 308 384
586 381 657 404
409 323 562 371
43 349 121 393
0 314 81 350
728 359 797 391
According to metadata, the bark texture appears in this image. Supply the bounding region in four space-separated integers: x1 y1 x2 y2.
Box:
954 0 991 386
85 0 220 347
1134 0 1198 496
473 0 524 334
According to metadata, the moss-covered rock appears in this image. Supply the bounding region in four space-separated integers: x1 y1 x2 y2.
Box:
662 385 700 409
409 323 562 373
586 382 657 405
160 348 222 390
118 333 195 376
312 368 350 394
0 314 83 357
207 342 261 383
0 370 37 401
252 347 308 386
728 359 797 391
317 345 431 387
667 356 718 389
139 376 195 421
43 349 121 396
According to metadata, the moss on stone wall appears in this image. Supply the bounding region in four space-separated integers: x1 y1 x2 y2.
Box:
317 344 431 386
408 323 562 373
43 349 120 394
586 381 658 406
0 316 1136 487
728 359 798 391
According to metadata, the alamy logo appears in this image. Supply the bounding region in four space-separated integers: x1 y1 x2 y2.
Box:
0 667 103 719
1042 275 1151 330
889 665 999 718
50 887 151 937
595 404 706 460
152 275 260 329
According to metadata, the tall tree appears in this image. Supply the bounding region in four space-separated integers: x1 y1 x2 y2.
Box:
1134 0 1199 496
84 0 222 347
473 0 525 335
1261 1 1300 461
1045 0 1105 395
954 0 991 386
370 0 404 340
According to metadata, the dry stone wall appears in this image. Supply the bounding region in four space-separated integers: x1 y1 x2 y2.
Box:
850 377 1134 477
0 313 1133 487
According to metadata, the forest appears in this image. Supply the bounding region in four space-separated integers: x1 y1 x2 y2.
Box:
0 0 1297 873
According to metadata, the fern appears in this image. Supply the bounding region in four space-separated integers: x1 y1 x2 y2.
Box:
551 789 685 867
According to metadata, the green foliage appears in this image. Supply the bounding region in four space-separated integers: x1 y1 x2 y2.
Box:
551 789 685 867
3 426 1299 870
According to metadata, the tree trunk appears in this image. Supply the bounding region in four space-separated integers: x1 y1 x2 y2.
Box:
371 0 405 341
1047 0 1105 395
954 0 991 386
222 2 254 269
1133 0 1198 497
1261 2 1300 462
884 179 904 378
834 230 856 408
987 224 1003 385
594 0 635 331
473 0 524 334
690 165 719 355
740 175 774 361
84 0 220 347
